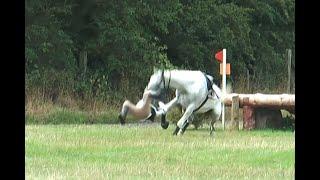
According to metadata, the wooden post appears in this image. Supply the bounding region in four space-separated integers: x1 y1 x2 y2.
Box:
230 95 239 130
287 49 292 93
79 50 88 76
242 97 255 130
243 106 255 130
239 110 244 130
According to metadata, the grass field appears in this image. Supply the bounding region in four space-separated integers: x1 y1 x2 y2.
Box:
26 124 295 179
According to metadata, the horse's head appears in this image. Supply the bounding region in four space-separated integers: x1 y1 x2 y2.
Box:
147 70 165 99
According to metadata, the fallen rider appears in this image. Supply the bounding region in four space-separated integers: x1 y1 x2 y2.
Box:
118 90 165 124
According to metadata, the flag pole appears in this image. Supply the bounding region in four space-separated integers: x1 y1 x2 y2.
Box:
222 49 226 130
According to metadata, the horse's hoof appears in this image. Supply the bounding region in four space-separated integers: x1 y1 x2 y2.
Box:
161 121 169 129
118 114 125 125
161 114 169 129
181 122 189 133
177 129 184 136
173 126 180 135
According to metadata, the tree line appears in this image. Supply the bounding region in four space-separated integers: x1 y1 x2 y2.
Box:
25 0 295 103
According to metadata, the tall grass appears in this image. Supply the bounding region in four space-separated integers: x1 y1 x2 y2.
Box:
26 68 294 125
232 69 293 94
26 88 120 124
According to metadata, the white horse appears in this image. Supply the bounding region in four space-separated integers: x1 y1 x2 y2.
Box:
147 69 222 135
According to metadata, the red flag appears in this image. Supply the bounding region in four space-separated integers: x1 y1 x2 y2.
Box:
215 50 223 63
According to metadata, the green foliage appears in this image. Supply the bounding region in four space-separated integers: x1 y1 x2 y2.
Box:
25 0 77 73
26 0 295 103
281 114 295 131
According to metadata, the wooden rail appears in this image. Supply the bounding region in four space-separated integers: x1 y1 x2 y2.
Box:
222 93 295 130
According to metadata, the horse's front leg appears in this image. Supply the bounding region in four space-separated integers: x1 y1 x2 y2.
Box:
159 97 178 129
173 104 195 136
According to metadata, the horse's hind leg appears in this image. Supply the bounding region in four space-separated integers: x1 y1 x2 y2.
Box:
210 112 219 136
209 119 215 135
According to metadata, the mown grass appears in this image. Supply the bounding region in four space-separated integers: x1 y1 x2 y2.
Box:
26 124 295 179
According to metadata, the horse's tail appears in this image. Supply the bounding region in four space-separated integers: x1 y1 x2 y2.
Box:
212 84 222 100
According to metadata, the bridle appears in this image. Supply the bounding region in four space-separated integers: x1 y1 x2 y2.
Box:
156 70 171 101
160 70 171 92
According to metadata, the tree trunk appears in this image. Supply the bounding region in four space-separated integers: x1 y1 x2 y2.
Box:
79 50 88 75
